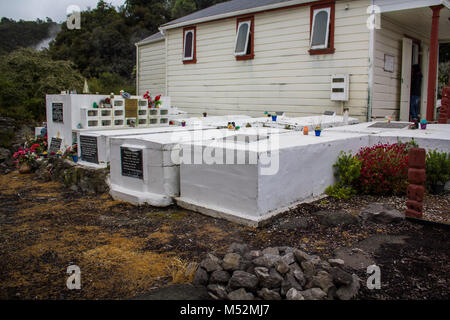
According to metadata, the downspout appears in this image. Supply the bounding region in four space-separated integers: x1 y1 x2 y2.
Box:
135 43 140 95
159 28 168 96
367 0 375 122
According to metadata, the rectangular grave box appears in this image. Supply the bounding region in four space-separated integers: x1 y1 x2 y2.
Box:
109 128 287 207
75 124 218 167
177 131 371 226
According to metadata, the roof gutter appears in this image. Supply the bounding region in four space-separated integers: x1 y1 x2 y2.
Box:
160 0 315 31
136 36 165 47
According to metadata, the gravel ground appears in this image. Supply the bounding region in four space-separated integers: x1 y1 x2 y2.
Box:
0 171 448 299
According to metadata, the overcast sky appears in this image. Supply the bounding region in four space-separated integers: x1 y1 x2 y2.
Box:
1 0 126 22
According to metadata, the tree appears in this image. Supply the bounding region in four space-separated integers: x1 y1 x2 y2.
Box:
49 1 134 79
0 49 83 120
0 18 60 55
170 0 197 19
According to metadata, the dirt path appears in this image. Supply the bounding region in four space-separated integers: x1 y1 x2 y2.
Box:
0 171 448 299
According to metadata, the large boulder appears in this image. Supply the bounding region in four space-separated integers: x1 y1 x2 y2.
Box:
286 288 305 300
209 270 230 284
200 256 223 273
222 253 241 271
207 284 228 300
228 288 254 300
300 288 327 300
257 288 281 300
359 203 405 223
229 271 259 290
312 210 360 227
193 267 209 286
0 148 11 163
336 274 360 300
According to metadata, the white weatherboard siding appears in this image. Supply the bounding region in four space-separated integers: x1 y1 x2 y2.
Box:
372 15 430 119
137 40 166 96
166 0 371 121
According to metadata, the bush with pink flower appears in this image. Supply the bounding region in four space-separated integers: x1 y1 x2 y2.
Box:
325 141 417 199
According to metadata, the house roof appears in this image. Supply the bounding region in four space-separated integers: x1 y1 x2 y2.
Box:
161 0 315 29
136 31 164 46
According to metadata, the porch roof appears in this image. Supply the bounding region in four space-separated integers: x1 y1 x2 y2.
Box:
374 0 450 13
382 5 450 41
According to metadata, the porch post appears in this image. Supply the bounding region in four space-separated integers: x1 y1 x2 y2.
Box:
426 5 443 121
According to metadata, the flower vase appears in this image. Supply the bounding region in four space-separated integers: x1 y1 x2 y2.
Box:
272 115 277 121
420 123 427 130
19 163 32 174
303 127 309 135
315 130 322 136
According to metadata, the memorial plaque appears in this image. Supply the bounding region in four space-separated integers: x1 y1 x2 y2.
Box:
80 135 99 164
121 147 143 179
52 103 64 123
49 137 62 154
125 99 138 118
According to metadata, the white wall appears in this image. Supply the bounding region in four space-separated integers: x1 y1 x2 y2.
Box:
137 40 166 96
372 15 430 119
46 94 109 150
165 0 371 121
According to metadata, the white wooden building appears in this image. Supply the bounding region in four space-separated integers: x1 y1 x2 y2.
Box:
136 0 450 122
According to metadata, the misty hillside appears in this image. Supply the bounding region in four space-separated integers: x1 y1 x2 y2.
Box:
0 18 61 55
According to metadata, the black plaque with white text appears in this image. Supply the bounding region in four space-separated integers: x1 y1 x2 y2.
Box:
52 103 64 123
80 135 99 164
49 137 62 154
121 147 143 179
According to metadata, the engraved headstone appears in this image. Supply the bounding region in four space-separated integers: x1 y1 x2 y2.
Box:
52 103 64 123
80 135 99 164
49 137 62 154
121 147 143 179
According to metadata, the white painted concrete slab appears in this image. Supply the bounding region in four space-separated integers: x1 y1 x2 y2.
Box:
75 124 216 167
371 124 450 152
177 130 370 226
109 127 289 206
328 122 450 152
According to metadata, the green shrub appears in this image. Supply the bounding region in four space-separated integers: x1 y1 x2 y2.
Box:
325 151 361 199
325 184 357 200
426 150 450 189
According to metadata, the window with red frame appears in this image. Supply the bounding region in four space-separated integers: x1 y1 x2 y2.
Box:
183 27 196 63
309 2 335 55
235 16 254 60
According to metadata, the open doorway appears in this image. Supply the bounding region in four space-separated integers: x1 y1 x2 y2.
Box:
400 37 425 122
437 42 450 121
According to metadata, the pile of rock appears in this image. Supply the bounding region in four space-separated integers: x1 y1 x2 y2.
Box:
193 243 360 300
35 157 109 194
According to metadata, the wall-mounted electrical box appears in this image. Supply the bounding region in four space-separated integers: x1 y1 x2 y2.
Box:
330 74 349 101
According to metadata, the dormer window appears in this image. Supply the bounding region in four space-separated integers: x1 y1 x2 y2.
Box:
183 27 196 63
235 16 254 60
